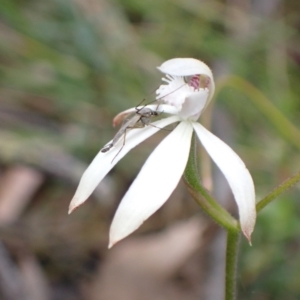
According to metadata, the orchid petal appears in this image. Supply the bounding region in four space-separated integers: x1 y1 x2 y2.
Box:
113 104 179 127
192 122 256 241
180 89 209 120
69 116 180 213
157 58 213 78
109 121 193 247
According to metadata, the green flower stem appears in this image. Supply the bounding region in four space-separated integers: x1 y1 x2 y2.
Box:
184 182 239 232
184 133 239 232
256 171 300 212
184 133 240 300
225 231 240 300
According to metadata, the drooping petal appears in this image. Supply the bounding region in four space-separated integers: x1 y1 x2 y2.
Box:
112 104 179 127
192 122 256 241
68 116 180 213
109 121 193 247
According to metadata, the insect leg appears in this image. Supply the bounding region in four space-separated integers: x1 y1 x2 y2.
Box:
111 126 131 163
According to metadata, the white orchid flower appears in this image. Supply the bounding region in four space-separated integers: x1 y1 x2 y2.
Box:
69 58 256 247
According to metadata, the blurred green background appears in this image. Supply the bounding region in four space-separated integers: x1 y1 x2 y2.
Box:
0 0 300 299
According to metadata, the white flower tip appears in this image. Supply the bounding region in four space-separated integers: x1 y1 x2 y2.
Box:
109 232 127 248
108 240 116 249
108 224 142 250
68 201 78 214
244 230 252 246
241 212 256 245
68 194 86 214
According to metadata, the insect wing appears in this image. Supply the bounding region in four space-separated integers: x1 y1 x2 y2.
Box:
111 114 140 146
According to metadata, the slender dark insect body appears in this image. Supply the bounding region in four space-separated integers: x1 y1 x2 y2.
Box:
100 105 160 154
100 80 193 158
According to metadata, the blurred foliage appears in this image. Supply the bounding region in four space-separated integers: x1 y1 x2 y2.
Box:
0 0 300 299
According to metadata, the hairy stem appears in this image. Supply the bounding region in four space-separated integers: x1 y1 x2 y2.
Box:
225 231 240 300
184 134 239 231
256 171 300 212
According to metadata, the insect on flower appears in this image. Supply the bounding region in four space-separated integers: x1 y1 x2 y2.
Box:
100 101 162 161
104 81 191 155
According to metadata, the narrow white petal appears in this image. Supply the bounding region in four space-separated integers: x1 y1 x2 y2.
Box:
113 104 179 127
193 123 256 241
109 121 193 247
69 116 180 213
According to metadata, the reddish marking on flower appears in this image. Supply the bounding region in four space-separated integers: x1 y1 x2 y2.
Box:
189 75 200 89
204 76 211 89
